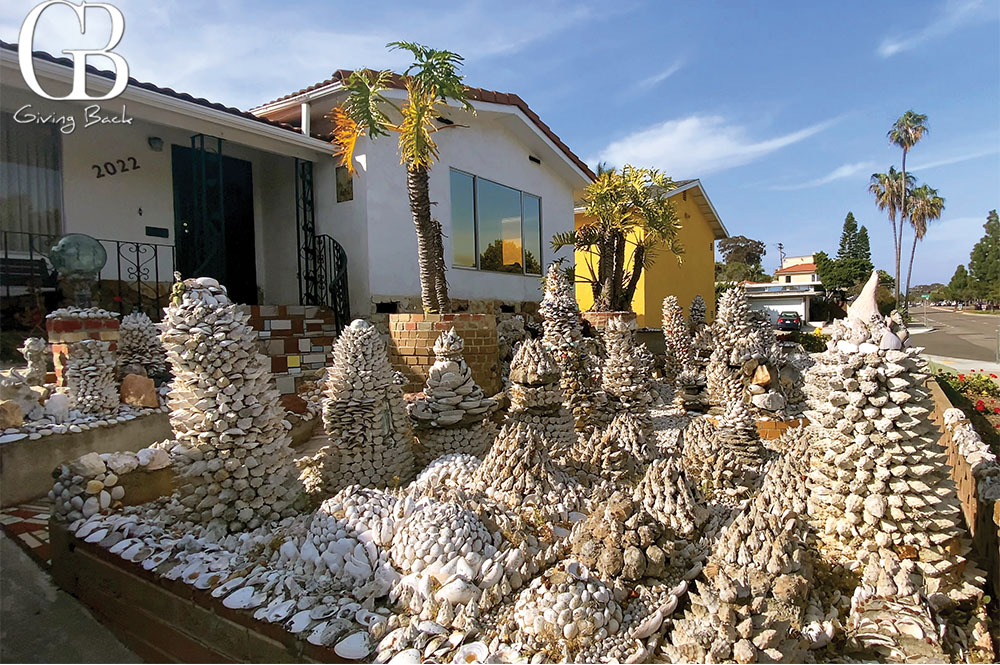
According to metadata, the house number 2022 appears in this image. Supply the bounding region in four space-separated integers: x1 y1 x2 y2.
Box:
93 157 140 178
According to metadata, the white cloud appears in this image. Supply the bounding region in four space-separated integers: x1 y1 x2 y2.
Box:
0 0 597 109
589 114 839 177
909 148 999 171
631 60 683 93
769 161 877 190
877 0 988 57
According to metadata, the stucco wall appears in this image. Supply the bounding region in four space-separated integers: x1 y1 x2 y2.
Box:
2 86 304 304
351 115 577 308
574 189 719 329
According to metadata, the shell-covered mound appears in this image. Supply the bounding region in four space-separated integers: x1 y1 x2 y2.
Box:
689 295 707 334
313 319 415 493
64 338 118 415
634 457 708 537
408 328 497 466
18 336 47 386
389 499 498 579
539 263 605 432
160 277 300 532
472 340 583 515
119 311 168 377
662 295 691 383
681 416 767 503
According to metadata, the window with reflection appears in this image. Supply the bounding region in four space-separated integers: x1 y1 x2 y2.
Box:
449 169 541 275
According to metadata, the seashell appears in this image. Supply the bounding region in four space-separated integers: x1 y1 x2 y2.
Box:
310 604 336 620
389 648 421 664
129 546 153 563
109 537 140 555
287 610 313 634
222 586 257 609
84 528 108 543
334 631 371 660
453 641 489 663
306 621 330 646
211 577 244 598
356 608 385 628
142 551 170 571
631 610 663 639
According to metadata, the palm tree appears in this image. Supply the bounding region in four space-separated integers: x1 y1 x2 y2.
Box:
904 184 945 302
887 110 928 304
869 167 914 306
332 42 473 313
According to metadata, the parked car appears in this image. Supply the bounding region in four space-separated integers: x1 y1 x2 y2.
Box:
776 311 802 330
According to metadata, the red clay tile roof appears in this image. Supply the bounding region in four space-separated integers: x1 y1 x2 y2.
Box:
261 69 596 181
0 41 326 140
775 262 817 274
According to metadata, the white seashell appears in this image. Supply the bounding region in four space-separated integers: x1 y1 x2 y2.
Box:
142 551 170 571
84 528 108 543
287 610 313 634
389 648 421 664
222 586 257 609
453 641 489 663
334 631 371 660
211 577 244 598
631 609 663 639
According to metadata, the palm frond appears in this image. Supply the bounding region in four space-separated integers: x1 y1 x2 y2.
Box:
331 107 362 174
342 69 393 139
397 80 439 169
388 41 474 112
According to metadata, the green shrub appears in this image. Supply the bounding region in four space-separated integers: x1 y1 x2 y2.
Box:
791 329 830 353
937 369 1000 399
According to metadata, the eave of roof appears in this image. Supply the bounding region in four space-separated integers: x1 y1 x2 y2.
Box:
775 263 818 274
256 69 596 181
0 40 331 141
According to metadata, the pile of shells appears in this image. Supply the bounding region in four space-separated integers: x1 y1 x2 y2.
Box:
688 295 707 334
633 457 708 537
0 368 46 422
539 264 605 432
471 339 584 517
680 416 767 504
159 277 300 533
943 406 1000 501
50 447 170 521
46 306 119 321
64 339 118 415
496 315 527 386
311 319 415 494
667 436 821 664
408 329 497 466
512 560 623 656
409 453 481 501
18 337 47 386
389 499 497 583
118 312 168 377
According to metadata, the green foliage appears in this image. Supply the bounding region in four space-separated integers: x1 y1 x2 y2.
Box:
937 370 1000 399
888 110 929 153
388 41 474 111
554 164 682 312
855 225 871 261
718 235 766 266
714 281 737 309
969 210 1000 299
815 251 872 296
791 329 830 353
714 261 769 283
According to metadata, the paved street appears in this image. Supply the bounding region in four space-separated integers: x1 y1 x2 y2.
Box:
910 306 1000 364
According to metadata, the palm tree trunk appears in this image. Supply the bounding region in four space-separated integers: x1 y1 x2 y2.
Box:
610 230 626 309
406 165 440 313
897 149 907 307
430 218 450 312
622 245 644 309
905 231 918 305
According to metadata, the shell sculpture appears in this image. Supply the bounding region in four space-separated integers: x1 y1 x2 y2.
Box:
688 294 707 334
118 312 168 377
661 296 691 383
471 339 583 517
408 329 497 467
496 315 527 386
159 276 301 532
803 308 983 605
312 319 416 494
64 339 118 415
18 336 48 386
539 263 606 432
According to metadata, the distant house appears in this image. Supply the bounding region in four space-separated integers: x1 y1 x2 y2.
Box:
573 179 728 328
745 254 824 323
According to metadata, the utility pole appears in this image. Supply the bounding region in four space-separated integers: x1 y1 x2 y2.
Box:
776 243 786 269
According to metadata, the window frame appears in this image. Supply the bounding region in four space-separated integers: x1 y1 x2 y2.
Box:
449 167 543 276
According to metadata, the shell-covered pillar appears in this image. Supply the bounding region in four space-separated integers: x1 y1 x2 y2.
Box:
319 319 416 491
64 339 118 415
689 294 707 334
662 295 691 383
539 263 604 432
471 339 581 514
408 328 498 466
160 277 300 532
119 312 168 377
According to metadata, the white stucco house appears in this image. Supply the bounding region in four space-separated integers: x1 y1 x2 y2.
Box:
250 70 593 317
744 255 824 324
1 44 591 328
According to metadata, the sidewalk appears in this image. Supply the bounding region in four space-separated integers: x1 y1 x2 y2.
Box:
923 354 1000 375
0 533 139 664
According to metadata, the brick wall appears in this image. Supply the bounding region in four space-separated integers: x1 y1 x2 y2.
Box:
929 380 1000 596
387 313 500 396
244 305 340 395
582 311 637 331
46 317 120 386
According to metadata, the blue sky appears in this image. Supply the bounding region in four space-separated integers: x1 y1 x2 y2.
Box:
3 0 998 284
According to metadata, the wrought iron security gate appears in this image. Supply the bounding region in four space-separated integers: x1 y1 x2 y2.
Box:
186 134 225 278
295 159 350 330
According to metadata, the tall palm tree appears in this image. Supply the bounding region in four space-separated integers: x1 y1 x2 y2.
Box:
869 167 914 306
888 110 928 304
332 42 473 313
904 184 945 302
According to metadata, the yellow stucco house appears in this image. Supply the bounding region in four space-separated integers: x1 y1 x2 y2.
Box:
573 179 728 328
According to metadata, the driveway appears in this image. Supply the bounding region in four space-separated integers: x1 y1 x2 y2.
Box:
910 305 1000 364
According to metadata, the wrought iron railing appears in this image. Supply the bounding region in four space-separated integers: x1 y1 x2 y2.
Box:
1 230 175 321
316 233 350 331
